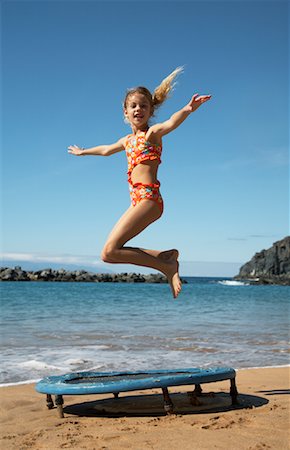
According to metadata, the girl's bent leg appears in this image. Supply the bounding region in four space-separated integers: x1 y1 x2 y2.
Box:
101 200 181 298
104 203 178 261
102 201 161 256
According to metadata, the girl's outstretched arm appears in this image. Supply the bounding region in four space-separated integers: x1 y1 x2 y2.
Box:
68 136 126 156
151 93 211 137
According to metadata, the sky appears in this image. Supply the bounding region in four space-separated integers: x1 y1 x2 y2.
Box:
1 0 289 276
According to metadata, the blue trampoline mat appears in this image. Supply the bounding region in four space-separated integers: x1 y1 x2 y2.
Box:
36 367 236 396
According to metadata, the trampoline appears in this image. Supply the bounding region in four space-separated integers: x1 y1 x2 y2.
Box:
36 367 238 417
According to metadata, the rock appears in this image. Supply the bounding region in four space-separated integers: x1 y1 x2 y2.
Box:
0 268 17 281
0 267 186 284
39 269 53 281
144 273 167 283
0 267 29 281
234 236 290 285
27 273 38 281
14 268 29 281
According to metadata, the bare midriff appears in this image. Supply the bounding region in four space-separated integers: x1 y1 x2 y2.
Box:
130 159 160 185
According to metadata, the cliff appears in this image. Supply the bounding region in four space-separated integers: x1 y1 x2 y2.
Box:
235 236 290 285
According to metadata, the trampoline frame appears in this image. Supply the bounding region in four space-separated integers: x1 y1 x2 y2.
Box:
36 367 238 418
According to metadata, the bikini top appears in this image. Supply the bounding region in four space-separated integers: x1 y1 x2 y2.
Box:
124 131 162 183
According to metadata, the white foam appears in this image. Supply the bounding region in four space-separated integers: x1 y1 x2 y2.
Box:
17 360 59 371
1 364 289 388
0 378 41 387
218 280 249 286
237 364 290 371
63 358 91 366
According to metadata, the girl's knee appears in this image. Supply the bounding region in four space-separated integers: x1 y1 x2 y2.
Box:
101 242 118 263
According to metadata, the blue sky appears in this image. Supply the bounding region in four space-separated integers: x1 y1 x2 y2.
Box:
1 0 289 276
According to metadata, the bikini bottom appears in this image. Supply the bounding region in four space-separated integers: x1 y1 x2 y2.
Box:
129 181 163 212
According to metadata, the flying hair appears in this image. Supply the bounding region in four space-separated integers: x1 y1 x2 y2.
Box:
152 66 184 108
123 66 184 119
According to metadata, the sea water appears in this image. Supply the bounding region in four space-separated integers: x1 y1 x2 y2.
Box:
0 278 289 385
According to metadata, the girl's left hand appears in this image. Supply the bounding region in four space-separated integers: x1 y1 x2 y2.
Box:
187 94 212 112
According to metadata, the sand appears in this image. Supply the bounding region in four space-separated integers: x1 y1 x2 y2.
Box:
0 367 289 450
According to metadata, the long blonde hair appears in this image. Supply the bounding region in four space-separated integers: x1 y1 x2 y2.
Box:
123 66 184 118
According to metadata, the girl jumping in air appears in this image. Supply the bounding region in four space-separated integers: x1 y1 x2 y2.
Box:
68 67 211 298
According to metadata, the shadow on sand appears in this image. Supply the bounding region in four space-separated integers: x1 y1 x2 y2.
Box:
62 391 269 418
257 389 290 395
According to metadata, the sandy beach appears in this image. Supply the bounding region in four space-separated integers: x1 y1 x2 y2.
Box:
0 366 289 450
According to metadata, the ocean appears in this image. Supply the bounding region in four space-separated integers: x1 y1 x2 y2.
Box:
1 278 289 386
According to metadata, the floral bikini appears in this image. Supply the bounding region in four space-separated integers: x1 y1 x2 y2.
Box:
125 131 163 211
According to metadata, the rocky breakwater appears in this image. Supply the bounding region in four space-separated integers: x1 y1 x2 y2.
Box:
0 267 173 283
234 236 290 285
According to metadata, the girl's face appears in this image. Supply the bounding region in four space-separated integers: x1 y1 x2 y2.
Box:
124 93 152 129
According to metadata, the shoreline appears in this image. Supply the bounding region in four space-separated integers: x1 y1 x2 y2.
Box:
1 366 289 450
1 364 290 389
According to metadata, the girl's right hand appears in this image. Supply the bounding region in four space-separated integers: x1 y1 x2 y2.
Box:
67 145 85 156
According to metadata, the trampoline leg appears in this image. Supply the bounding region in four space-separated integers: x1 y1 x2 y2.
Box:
46 394 54 409
113 392 119 399
162 387 174 415
194 384 202 396
187 384 215 406
230 378 239 405
187 385 202 406
55 395 64 418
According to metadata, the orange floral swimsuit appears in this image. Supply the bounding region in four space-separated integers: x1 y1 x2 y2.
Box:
125 131 163 211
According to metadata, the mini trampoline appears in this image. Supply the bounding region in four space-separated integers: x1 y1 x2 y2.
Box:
36 367 238 417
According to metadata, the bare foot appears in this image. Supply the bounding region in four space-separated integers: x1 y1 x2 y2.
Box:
162 254 182 299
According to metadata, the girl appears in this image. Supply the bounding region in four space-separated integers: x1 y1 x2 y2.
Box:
68 68 211 298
